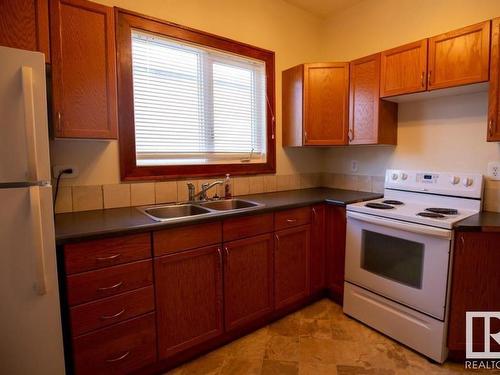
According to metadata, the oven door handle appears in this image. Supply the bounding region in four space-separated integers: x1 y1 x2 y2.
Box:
347 211 452 239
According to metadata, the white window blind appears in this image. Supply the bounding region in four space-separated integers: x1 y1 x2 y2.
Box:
131 30 267 166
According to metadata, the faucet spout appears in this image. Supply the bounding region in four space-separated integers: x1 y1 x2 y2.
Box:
187 180 224 202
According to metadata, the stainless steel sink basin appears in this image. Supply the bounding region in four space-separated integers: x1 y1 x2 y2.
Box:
138 199 264 221
199 199 262 211
139 204 212 222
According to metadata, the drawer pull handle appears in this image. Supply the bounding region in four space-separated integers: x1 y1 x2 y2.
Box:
98 281 123 292
286 218 297 223
100 308 126 320
106 351 130 363
96 254 121 262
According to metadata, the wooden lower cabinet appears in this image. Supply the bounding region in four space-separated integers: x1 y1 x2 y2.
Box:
274 225 310 309
325 205 347 303
448 231 500 358
61 203 350 373
72 313 157 375
155 245 224 359
223 233 274 331
310 204 326 294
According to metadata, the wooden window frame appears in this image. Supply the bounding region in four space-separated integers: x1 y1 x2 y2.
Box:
115 9 276 181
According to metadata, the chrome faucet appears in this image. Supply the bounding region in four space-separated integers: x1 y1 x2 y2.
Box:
187 180 224 201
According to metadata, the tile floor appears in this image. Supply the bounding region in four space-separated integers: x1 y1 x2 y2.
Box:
166 299 497 375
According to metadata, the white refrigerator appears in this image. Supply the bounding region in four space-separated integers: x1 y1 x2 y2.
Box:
0 46 66 374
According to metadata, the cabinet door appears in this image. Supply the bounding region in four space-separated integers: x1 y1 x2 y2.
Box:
155 245 223 359
380 40 427 97
50 0 117 138
310 205 326 294
448 232 500 354
304 63 349 145
488 17 500 142
349 53 397 145
274 225 310 309
224 234 274 331
0 0 50 61
325 205 346 304
428 21 490 91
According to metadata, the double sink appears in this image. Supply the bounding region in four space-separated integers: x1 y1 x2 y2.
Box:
138 199 264 222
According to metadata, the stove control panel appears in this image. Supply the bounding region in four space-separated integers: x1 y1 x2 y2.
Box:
385 169 483 199
416 173 439 184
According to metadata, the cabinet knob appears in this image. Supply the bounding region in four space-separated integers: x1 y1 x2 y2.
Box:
421 72 425 88
489 119 494 138
427 71 432 86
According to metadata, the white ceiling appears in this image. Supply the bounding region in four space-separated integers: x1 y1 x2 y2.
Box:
284 0 363 18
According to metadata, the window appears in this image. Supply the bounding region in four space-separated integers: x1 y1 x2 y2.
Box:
116 11 275 180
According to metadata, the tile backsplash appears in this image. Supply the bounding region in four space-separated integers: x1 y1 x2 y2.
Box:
53 173 500 214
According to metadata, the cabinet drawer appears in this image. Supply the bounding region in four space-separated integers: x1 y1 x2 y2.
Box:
70 286 155 336
223 213 273 242
153 221 222 256
66 260 153 306
72 313 156 375
274 207 311 230
64 234 151 275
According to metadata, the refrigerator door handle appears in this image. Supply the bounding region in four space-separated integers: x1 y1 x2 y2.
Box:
30 186 48 295
22 66 40 182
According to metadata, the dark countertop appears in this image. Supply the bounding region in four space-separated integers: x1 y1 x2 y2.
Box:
54 188 382 245
454 211 500 232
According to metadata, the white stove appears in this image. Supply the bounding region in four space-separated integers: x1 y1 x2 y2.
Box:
343 169 483 364
348 169 483 229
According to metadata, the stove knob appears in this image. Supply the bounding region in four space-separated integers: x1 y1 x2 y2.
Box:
450 176 460 185
400 173 408 181
462 177 473 187
391 173 399 181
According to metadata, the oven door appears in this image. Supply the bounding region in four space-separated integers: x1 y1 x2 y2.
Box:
345 211 452 320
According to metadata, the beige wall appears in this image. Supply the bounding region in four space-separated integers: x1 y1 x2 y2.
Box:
321 0 500 178
51 0 500 207
50 0 326 186
320 0 500 61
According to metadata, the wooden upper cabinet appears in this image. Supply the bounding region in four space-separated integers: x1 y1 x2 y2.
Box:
488 17 500 142
155 245 223 359
349 53 397 145
428 21 490 91
282 63 349 146
380 40 427 97
50 0 118 139
0 0 50 62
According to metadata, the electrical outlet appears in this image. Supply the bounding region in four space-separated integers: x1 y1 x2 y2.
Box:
487 161 500 180
52 165 79 179
351 160 358 173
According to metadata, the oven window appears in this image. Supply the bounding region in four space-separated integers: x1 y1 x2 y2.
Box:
361 230 424 289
